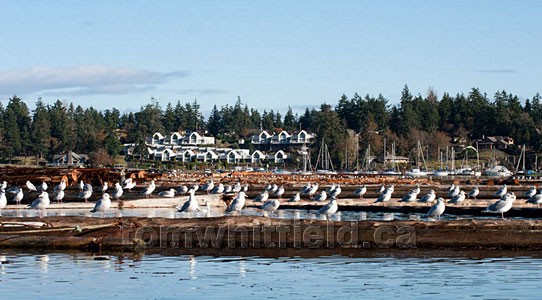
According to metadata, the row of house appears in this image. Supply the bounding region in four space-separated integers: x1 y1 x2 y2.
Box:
148 131 216 146
250 130 315 145
147 146 288 164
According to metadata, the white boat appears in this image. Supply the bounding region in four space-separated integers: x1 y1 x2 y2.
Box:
432 170 450 177
485 165 513 178
405 168 429 177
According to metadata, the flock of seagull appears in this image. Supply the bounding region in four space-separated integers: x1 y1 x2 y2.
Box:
0 177 540 220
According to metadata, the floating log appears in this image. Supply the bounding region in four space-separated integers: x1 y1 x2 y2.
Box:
0 216 541 253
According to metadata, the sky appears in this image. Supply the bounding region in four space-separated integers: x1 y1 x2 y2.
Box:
0 1 541 116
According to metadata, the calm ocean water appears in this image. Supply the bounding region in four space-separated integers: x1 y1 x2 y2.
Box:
0 251 540 299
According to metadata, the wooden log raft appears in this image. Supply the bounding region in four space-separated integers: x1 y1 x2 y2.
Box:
0 216 542 253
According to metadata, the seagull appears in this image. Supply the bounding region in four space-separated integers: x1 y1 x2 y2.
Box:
374 185 394 203
28 191 50 218
377 184 386 194
84 183 94 193
425 197 446 220
261 199 280 216
53 190 65 204
79 180 85 193
39 181 48 192
159 188 176 198
177 185 189 195
201 180 214 194
211 183 225 194
101 181 109 193
400 189 418 202
269 184 279 194
0 189 7 215
0 181 7 190
301 183 312 195
254 190 269 203
124 179 136 191
468 186 480 199
314 190 328 202
223 185 233 193
354 185 367 199
524 186 537 198
26 180 37 192
526 190 542 208
78 187 92 202
326 183 336 194
232 182 242 193
242 183 249 193
90 193 111 218
419 190 436 203
53 179 67 192
448 185 460 198
112 182 124 200
191 183 200 193
177 189 201 213
288 192 301 202
8 186 24 205
307 183 319 199
412 185 421 196
449 190 466 205
329 185 342 198
495 184 507 198
274 186 285 199
140 180 156 198
447 183 456 193
226 191 246 213
483 192 516 219
318 197 338 217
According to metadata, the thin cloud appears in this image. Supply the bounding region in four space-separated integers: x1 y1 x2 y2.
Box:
0 65 188 95
477 69 519 74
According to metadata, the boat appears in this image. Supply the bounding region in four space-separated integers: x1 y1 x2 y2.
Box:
485 165 513 178
405 141 429 177
314 139 337 175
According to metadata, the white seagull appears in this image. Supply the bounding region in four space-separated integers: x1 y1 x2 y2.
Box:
112 182 124 200
53 179 67 192
262 199 280 216
91 193 112 218
354 185 367 199
314 190 328 202
483 192 516 219
468 186 480 199
9 186 24 205
0 189 7 215
26 180 37 192
524 186 537 198
254 190 269 203
318 197 338 218
274 186 285 199
494 184 507 198
177 185 189 195
400 189 418 202
449 190 466 205
329 185 342 198
226 191 246 213
419 190 436 203
201 180 214 194
374 185 394 203
140 180 156 198
426 197 446 220
101 181 109 193
53 190 65 204
159 188 176 198
526 190 542 208
79 180 85 192
124 179 136 191
28 191 50 218
177 189 201 213
39 181 48 192
289 192 301 202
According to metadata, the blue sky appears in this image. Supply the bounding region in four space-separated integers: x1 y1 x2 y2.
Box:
0 1 540 115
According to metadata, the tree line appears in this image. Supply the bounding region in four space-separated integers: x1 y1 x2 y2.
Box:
0 85 541 167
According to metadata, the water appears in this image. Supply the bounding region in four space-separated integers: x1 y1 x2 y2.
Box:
0 251 541 299
0 207 525 221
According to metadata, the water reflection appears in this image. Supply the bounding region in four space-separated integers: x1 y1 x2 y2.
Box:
0 251 540 299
